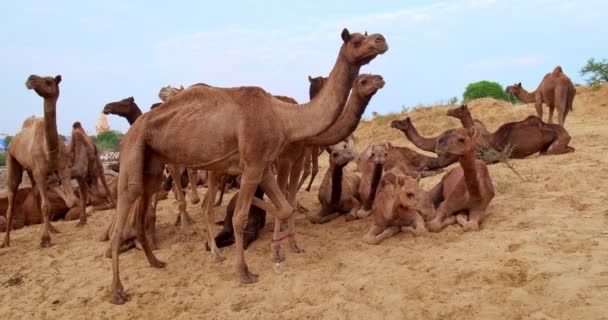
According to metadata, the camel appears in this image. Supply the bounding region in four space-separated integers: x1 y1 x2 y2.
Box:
427 128 495 232
506 66 576 127
383 145 457 178
352 143 389 219
299 75 328 192
2 75 78 248
447 104 574 158
67 122 114 226
108 29 388 304
306 141 361 224
390 116 488 153
363 169 434 245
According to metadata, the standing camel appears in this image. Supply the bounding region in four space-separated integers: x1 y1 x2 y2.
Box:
108 29 388 304
506 66 576 127
67 121 114 226
2 75 78 248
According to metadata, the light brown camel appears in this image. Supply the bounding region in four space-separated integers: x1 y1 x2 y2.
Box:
427 128 495 232
363 169 434 245
390 116 488 153
108 29 388 304
506 66 576 127
299 75 328 192
67 121 114 226
383 145 457 178
2 75 78 248
352 143 389 219
447 104 574 158
306 141 361 224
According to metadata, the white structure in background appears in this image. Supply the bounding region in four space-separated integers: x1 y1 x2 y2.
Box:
96 112 110 135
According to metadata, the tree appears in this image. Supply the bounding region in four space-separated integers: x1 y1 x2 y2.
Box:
58 134 66 142
463 80 517 103
3 135 13 148
580 58 608 86
94 131 123 151
0 153 5 166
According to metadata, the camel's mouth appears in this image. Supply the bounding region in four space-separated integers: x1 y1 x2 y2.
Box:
390 119 407 129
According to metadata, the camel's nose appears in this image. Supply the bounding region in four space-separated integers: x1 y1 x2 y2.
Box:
438 136 448 146
375 35 385 43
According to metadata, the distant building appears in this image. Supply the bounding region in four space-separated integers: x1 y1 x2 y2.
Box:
96 113 110 135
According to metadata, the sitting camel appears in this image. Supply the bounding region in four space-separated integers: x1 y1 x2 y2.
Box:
352 143 389 219
506 66 576 127
427 128 495 232
2 75 78 248
363 169 434 245
67 122 114 226
447 104 574 158
383 144 456 178
390 116 488 153
307 141 361 224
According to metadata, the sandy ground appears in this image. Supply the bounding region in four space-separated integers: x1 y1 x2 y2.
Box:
1 85 608 320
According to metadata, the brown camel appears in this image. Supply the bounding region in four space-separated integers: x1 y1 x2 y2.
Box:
506 66 576 127
363 169 434 245
306 142 361 224
67 122 114 226
447 104 574 158
390 116 488 153
383 145 457 178
427 128 495 232
108 29 388 304
353 143 389 219
2 75 78 248
299 75 328 192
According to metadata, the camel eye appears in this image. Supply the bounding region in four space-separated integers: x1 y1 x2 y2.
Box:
458 138 466 143
406 192 415 198
352 39 362 48
371 152 375 157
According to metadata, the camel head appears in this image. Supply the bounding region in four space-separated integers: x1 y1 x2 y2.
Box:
158 85 184 102
340 28 388 66
353 74 385 99
25 74 61 99
328 142 356 167
393 174 435 222
369 143 390 165
505 82 523 96
436 127 477 156
308 75 328 99
103 97 137 116
447 104 471 121
390 117 412 131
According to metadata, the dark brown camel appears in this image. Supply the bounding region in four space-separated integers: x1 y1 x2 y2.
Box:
506 66 576 127
447 104 574 158
427 128 495 232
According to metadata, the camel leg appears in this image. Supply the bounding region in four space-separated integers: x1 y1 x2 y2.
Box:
1 154 23 248
305 147 320 192
135 173 165 267
535 101 543 122
462 208 484 232
202 172 224 261
363 225 399 245
110 170 135 304
548 105 555 124
167 166 193 230
187 169 200 205
214 175 227 207
32 170 54 247
345 198 362 222
76 178 89 227
544 130 574 155
98 160 115 207
286 157 306 253
401 212 428 237
233 165 265 284
297 151 312 191
271 160 292 260
427 201 456 233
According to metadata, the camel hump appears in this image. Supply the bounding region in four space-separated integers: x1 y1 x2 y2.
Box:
552 66 563 74
22 116 38 128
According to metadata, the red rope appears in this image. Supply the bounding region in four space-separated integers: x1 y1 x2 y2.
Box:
271 233 295 243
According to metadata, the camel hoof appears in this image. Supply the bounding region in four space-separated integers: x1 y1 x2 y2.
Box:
239 270 259 284
344 214 357 222
76 221 87 228
428 221 443 233
150 259 166 269
190 196 201 205
214 254 226 263
0 241 9 248
462 222 479 232
289 243 303 254
110 290 131 305
49 225 61 234
40 239 54 248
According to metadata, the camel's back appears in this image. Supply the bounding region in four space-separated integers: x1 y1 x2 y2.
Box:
9 117 47 167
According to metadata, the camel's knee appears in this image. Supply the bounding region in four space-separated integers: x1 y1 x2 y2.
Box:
127 184 143 202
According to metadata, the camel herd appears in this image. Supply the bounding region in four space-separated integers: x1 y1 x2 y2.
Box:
0 28 579 305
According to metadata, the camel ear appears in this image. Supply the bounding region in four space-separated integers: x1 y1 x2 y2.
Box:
397 175 405 187
179 85 184 90
384 142 392 149
55 75 62 84
308 75 313 82
341 28 351 43
364 31 368 36
517 82 522 87
468 127 478 138
128 96 134 102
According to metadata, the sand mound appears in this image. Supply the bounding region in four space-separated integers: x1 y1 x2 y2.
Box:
1 86 608 319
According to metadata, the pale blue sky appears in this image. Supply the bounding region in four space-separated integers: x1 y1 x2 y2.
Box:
1 0 606 135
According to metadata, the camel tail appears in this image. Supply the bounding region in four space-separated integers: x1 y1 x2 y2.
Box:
553 66 563 75
567 85 576 111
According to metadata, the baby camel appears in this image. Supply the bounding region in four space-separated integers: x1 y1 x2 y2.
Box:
427 128 495 232
2 75 78 248
351 143 389 220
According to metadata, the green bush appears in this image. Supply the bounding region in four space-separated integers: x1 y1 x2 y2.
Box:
580 58 608 86
0 153 6 167
463 80 517 103
94 131 123 151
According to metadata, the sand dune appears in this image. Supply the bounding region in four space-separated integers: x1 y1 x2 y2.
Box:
1 85 607 319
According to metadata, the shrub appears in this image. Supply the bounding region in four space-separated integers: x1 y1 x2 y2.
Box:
463 80 517 103
0 153 5 166
580 58 608 86
94 131 123 151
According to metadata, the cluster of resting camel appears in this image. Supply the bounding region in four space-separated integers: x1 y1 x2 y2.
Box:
0 28 577 304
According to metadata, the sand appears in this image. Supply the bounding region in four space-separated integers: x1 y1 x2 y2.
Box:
1 85 608 320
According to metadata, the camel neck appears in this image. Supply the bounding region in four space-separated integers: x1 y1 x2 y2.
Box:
458 151 481 199
277 52 360 142
517 88 537 103
43 97 60 159
302 91 371 146
459 114 475 129
368 162 384 203
402 123 436 152
125 107 143 125
329 163 346 208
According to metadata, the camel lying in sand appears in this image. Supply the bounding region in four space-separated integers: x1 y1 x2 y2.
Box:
2 75 78 248
383 145 456 178
427 128 495 232
352 143 389 219
307 142 361 224
363 169 435 245
506 66 576 127
447 104 574 158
